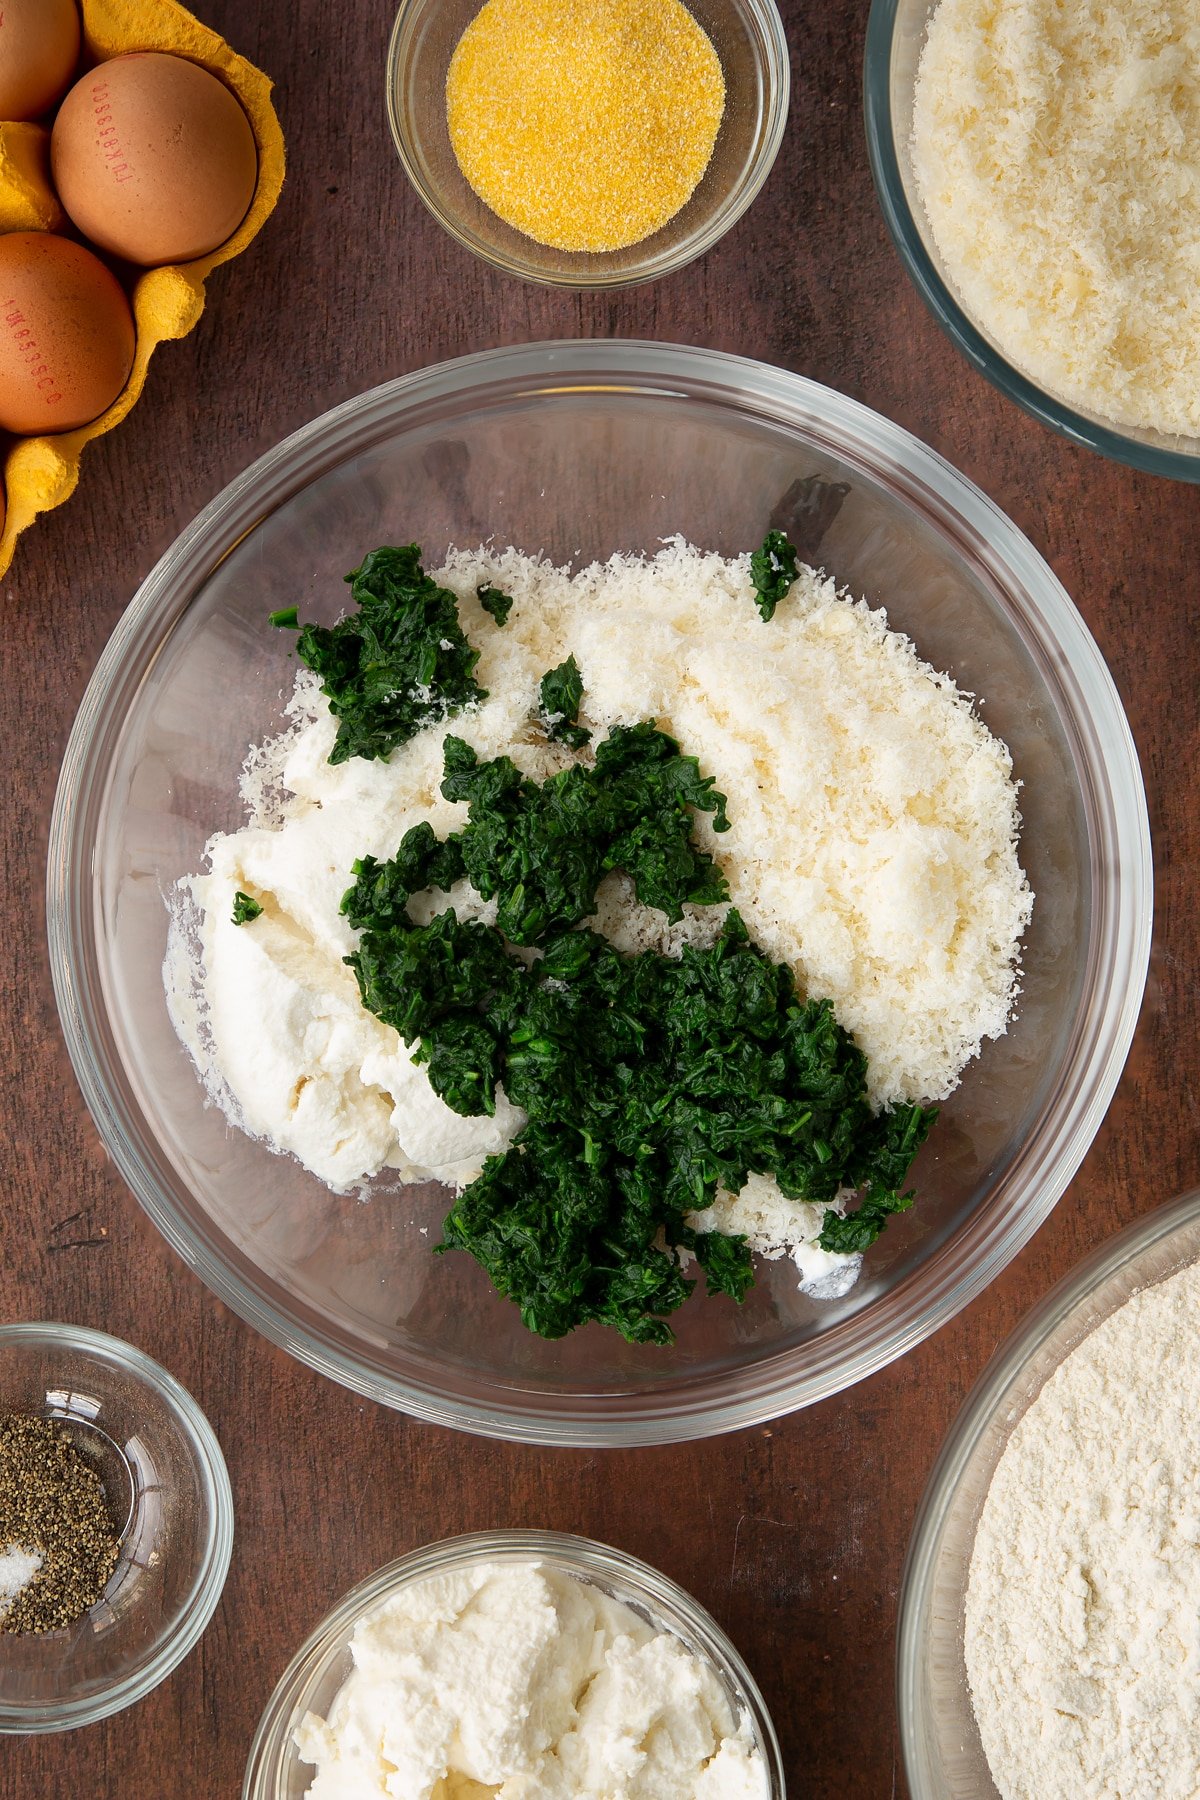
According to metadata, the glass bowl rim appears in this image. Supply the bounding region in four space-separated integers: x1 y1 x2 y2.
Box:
0 1320 234 1734
384 0 791 290
863 0 1200 483
46 337 1152 1447
242 1526 786 1800
895 1186 1200 1795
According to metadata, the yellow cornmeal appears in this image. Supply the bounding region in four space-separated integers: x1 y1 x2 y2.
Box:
446 0 725 253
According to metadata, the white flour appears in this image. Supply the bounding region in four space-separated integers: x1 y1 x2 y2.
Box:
965 1258 1200 1799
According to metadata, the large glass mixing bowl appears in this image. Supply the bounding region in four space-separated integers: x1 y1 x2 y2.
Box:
47 341 1151 1445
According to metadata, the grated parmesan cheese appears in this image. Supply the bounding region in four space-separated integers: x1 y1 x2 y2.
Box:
912 0 1200 437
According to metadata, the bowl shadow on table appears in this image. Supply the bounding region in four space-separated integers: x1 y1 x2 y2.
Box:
84 382 1089 1425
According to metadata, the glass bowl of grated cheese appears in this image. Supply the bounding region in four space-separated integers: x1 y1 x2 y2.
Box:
897 1187 1200 1799
865 0 1200 479
385 0 790 288
47 340 1150 1445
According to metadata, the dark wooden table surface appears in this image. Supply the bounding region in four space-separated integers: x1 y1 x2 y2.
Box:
2 3 1195 1795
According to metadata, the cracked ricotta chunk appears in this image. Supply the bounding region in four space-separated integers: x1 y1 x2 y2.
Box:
294 1560 770 1800
166 540 1031 1285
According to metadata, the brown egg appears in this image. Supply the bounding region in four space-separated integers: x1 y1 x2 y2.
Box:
51 52 258 267
0 233 135 435
0 0 80 122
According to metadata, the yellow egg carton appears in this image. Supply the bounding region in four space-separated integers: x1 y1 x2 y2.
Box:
0 0 285 579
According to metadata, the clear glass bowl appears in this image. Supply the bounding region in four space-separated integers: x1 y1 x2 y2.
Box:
242 1528 785 1800
864 0 1200 480
0 1323 233 1734
386 0 789 288
896 1187 1200 1798
47 340 1151 1446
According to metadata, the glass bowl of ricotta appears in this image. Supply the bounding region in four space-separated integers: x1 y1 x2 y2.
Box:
386 0 790 289
864 0 1200 479
0 1322 233 1734
242 1528 784 1799
47 339 1150 1444
897 1186 1200 1799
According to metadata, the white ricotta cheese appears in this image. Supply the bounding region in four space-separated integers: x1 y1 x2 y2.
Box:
294 1559 771 1800
166 540 1031 1282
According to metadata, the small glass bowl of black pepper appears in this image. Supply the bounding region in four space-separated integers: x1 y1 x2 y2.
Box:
0 1322 233 1733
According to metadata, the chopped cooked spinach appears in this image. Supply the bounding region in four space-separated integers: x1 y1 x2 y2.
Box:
538 654 591 749
395 713 731 946
750 529 800 621
342 700 935 1343
271 545 486 765
477 582 514 626
231 891 263 925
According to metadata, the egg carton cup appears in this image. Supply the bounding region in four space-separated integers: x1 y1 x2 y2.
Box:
0 0 285 580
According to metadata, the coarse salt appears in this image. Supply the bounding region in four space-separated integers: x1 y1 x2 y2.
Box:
0 1543 43 1620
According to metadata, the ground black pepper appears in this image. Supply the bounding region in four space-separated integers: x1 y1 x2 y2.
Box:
0 1413 120 1634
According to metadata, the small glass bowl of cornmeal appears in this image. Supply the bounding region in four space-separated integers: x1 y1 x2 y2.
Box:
386 0 789 288
0 1322 233 1733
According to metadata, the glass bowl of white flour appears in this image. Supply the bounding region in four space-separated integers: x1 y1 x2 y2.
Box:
242 1528 784 1800
46 341 1150 1444
897 1185 1200 1799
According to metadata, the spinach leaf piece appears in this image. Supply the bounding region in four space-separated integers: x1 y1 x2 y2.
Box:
477 582 514 626
817 1103 937 1253
231 891 263 925
750 529 800 621
434 713 730 944
539 654 591 749
440 1125 692 1345
272 545 486 765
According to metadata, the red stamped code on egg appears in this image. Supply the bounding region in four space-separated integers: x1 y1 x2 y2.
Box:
91 83 134 183
2 304 65 407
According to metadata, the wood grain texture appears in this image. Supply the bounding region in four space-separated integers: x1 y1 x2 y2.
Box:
0 2 1195 1795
